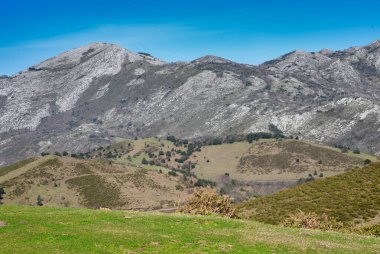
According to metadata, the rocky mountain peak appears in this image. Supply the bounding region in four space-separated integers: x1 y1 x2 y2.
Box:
319 48 333 55
367 39 380 49
192 55 233 64
34 42 128 70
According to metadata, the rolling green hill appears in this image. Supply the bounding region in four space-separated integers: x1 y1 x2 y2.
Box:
237 163 380 227
0 205 380 253
87 137 376 199
1 137 377 209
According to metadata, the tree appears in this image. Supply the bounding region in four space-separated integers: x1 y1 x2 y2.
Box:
211 138 222 145
0 187 5 204
246 132 273 143
167 135 176 143
268 123 283 136
246 133 256 143
36 195 44 206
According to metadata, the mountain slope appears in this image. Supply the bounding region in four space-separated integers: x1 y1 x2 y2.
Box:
0 155 191 210
1 40 380 165
236 162 380 227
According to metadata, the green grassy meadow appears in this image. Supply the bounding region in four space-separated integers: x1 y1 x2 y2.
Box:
1 206 380 253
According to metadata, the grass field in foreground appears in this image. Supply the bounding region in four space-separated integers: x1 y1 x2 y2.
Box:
1 206 380 253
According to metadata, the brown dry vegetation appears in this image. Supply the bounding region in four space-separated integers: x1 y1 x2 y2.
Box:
178 188 236 218
0 155 191 210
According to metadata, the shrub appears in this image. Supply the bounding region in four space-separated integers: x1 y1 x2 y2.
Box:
356 224 380 237
281 210 343 231
225 135 236 144
178 188 236 218
167 135 176 143
168 171 178 177
364 159 371 165
36 195 44 206
194 179 216 187
212 138 222 145
137 52 152 56
0 186 5 204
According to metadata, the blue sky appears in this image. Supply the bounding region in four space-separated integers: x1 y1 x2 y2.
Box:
1 0 380 75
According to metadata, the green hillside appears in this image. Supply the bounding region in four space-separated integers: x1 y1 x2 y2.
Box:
0 206 380 254
1 137 377 209
237 163 380 227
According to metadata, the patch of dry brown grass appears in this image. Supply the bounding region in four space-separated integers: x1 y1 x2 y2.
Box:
281 210 343 231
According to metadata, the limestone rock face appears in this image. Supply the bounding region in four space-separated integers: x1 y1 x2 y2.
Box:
1 40 380 165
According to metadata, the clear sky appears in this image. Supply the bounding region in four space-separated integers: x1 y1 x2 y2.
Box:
1 0 380 75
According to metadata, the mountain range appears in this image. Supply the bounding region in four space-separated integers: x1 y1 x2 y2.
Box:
1 40 380 166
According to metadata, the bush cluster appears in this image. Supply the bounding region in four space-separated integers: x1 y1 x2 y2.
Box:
178 188 236 218
281 210 343 231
